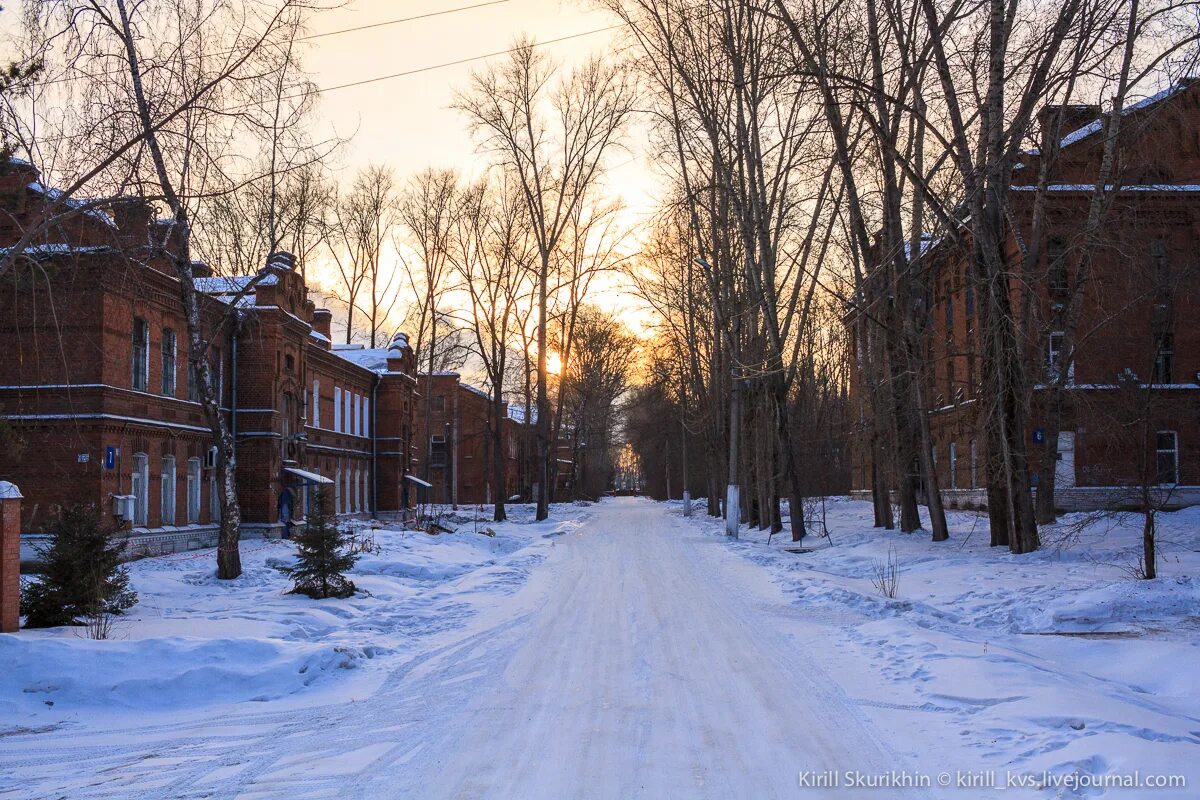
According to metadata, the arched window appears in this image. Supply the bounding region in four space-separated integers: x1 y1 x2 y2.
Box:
160 455 176 526
187 458 202 523
131 453 149 526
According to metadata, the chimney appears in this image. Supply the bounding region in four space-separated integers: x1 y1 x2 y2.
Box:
112 197 155 247
312 309 333 349
0 158 38 220
1039 104 1101 153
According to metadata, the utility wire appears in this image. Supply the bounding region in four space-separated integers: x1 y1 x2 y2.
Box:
267 25 623 105
31 0 516 88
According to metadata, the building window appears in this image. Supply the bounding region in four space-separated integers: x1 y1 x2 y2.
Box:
363 396 370 438
131 452 149 526
945 359 956 402
948 443 957 491
209 470 220 521
188 458 202 523
188 352 200 402
211 348 223 403
132 318 149 391
1153 332 1174 384
161 328 177 396
1151 239 1170 293
312 380 321 428
430 434 447 468
1156 431 1179 485
1047 331 1073 383
335 460 343 513
1047 238 1067 293
160 455 176 526
334 387 342 432
285 353 295 373
281 393 293 461
360 395 368 437
346 391 354 435
433 395 446 413
346 466 354 512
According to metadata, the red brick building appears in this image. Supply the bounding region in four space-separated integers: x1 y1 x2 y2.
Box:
0 160 420 555
412 373 530 506
849 81 1200 511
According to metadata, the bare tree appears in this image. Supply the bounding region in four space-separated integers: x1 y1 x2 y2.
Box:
20 0 320 578
455 37 635 520
449 174 536 520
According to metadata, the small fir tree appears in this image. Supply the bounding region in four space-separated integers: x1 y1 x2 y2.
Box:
287 488 357 599
21 504 136 628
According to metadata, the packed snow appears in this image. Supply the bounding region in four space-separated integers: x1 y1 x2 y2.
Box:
1 497 1196 799
676 498 1200 798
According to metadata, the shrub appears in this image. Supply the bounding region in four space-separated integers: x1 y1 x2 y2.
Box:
21 504 136 628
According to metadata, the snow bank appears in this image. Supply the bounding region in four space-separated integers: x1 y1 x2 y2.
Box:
675 499 1200 797
2 503 587 725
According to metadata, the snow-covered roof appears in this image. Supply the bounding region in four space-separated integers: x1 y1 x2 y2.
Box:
0 242 112 258
195 274 278 295
331 347 393 374
1010 183 1200 192
0 481 22 500
461 382 492 401
1053 80 1192 151
26 182 116 228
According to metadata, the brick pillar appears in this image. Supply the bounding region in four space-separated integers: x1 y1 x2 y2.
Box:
0 481 22 633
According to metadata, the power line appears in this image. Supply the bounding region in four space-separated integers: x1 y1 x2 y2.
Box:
272 25 623 104
32 0 516 88
296 0 512 42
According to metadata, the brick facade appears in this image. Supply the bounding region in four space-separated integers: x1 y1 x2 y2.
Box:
848 80 1200 511
0 161 419 553
412 373 531 506
0 482 20 633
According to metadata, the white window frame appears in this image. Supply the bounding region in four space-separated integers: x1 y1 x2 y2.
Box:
209 471 219 521
132 453 149 526
132 318 150 391
312 379 321 428
346 391 355 436
161 455 176 526
188 458 202 523
1047 331 1075 384
948 443 957 491
363 395 370 438
335 460 343 513
334 387 342 432
1157 431 1179 486
161 328 177 397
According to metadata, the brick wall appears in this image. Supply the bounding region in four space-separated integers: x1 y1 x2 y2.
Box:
0 482 20 632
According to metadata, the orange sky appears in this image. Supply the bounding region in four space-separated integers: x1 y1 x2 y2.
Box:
301 0 656 327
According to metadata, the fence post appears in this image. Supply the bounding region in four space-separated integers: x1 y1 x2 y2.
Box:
0 481 22 633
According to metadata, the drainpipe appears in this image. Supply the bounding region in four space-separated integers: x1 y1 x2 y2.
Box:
230 310 242 442
371 372 380 520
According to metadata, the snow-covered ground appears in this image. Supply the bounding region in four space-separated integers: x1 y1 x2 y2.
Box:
675 498 1200 798
0 504 587 731
1 497 1196 799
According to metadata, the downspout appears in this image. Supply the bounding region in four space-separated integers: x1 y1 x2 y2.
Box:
371 372 380 520
231 310 241 442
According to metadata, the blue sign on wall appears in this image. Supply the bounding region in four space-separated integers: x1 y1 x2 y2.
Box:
1033 427 1045 444
104 446 117 470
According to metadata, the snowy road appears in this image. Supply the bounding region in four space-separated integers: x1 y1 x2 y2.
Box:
5 498 919 799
